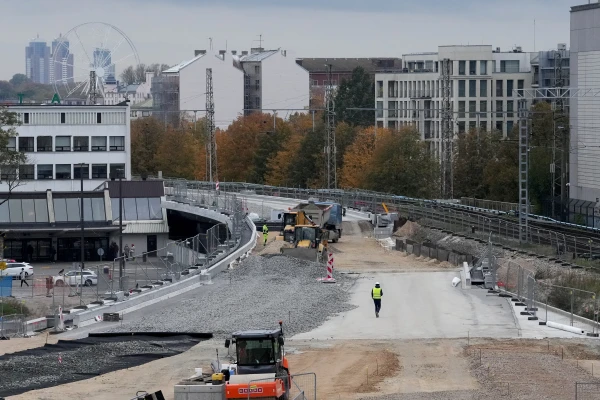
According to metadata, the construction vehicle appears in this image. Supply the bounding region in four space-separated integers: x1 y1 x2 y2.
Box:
280 225 329 262
289 201 340 243
223 322 290 399
280 210 313 242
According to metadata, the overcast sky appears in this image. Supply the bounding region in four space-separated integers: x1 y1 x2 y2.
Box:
1 0 583 81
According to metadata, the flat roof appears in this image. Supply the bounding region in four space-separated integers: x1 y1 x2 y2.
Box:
572 3 600 12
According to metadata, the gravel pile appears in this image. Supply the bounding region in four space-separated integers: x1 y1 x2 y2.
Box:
0 337 198 397
111 255 356 337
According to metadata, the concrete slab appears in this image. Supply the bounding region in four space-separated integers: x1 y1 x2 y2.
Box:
292 271 600 341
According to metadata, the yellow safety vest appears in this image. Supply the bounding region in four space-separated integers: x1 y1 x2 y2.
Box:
372 287 382 299
263 225 268 234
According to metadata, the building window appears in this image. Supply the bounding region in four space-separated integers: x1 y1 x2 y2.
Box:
496 80 503 97
376 81 383 98
60 112 66 124
480 101 487 118
469 101 476 118
458 61 466 75
0 167 15 181
23 113 29 124
19 165 34 180
458 121 466 133
507 100 514 117
518 79 524 90
496 100 503 118
469 61 477 75
480 121 487 131
458 101 466 118
255 79 260 90
480 61 487 75
244 75 250 86
376 101 383 118
55 136 71 151
388 81 398 98
469 80 476 97
73 136 89 151
506 80 514 97
388 101 398 118
96 113 102 124
37 164 53 179
110 164 125 179
92 164 107 179
91 136 107 151
37 136 52 152
500 60 520 73
507 121 514 134
458 80 465 97
480 80 487 97
56 164 71 179
18 137 34 152
496 121 503 132
388 120 397 130
109 136 125 151
255 96 260 109
469 121 477 130
6 137 16 151
74 164 89 179
254 65 260 74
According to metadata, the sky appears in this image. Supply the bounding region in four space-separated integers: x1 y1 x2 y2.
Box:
0 0 584 81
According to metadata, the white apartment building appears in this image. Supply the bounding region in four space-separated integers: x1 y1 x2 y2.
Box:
155 48 309 128
375 45 532 156
162 50 244 128
4 104 131 192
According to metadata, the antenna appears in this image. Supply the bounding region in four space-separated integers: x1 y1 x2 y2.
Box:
208 37 213 51
534 19 536 52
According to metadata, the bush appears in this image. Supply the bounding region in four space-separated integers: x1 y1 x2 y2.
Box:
0 298 31 316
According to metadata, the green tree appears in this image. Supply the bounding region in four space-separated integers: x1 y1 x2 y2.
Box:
130 117 164 176
484 139 519 202
529 102 555 213
333 67 375 127
453 129 499 199
9 74 29 86
288 124 325 188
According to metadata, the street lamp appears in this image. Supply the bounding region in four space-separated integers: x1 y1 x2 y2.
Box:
110 168 125 291
78 162 85 302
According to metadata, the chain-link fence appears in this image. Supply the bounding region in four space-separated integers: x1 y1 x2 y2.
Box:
245 373 316 400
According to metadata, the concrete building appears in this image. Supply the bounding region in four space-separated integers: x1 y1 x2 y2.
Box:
375 45 532 156
25 36 51 84
3 104 131 192
569 3 600 207
104 71 154 106
152 47 309 128
50 35 74 85
531 44 570 108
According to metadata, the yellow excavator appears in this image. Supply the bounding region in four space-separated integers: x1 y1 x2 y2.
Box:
280 210 313 242
280 225 328 263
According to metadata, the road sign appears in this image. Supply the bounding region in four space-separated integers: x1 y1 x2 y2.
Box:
97 248 104 256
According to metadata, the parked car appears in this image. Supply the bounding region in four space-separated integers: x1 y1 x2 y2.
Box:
53 270 98 287
0 262 33 280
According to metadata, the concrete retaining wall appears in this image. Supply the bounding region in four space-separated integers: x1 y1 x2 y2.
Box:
396 239 471 267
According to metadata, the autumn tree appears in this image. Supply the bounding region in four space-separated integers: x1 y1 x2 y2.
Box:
130 117 163 176
154 126 203 179
365 127 439 198
339 126 379 188
333 67 375 127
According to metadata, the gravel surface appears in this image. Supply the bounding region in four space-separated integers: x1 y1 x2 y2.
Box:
111 255 356 337
0 337 199 397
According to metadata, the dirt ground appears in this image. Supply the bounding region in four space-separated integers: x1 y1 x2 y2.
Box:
0 333 59 356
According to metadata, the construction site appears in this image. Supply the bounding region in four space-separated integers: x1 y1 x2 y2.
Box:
1 185 600 400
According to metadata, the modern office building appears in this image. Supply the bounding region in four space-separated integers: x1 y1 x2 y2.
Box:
50 35 74 85
374 45 532 156
92 48 115 80
2 104 131 192
569 3 600 210
25 36 51 84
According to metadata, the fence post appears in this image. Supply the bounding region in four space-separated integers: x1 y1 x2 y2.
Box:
571 290 574 327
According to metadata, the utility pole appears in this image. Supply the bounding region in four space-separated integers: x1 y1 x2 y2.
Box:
89 70 97 105
79 163 85 304
440 58 453 199
206 68 217 183
325 64 337 189
518 99 529 245
551 49 568 220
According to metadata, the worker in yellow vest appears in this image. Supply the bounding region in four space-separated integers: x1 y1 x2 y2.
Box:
371 282 383 318
262 224 269 246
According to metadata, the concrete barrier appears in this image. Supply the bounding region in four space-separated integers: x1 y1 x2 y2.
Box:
463 262 471 287
437 249 449 263
421 246 430 258
413 243 421 257
24 317 48 335
406 244 413 254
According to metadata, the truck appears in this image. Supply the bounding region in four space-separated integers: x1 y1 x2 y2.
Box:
290 201 341 243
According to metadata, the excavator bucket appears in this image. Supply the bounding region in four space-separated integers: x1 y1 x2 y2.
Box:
280 247 320 262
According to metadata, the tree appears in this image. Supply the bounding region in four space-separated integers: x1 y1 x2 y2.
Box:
483 139 519 202
120 66 136 85
365 127 439 198
529 102 555 213
130 117 164 176
9 74 29 87
0 109 27 194
453 129 499 199
134 64 147 84
154 126 203 179
339 126 379 188
333 67 375 127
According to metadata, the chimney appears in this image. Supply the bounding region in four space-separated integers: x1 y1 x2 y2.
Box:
241 50 249 56
496 47 501 53
195 50 206 56
282 50 287 57
231 50 237 55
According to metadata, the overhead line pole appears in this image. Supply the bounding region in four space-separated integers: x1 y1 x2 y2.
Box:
325 64 337 189
206 68 217 183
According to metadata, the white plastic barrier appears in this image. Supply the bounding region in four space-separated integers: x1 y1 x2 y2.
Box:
546 320 585 335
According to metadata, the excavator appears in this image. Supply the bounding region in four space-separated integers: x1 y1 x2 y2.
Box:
222 322 291 400
280 224 329 263
280 210 313 242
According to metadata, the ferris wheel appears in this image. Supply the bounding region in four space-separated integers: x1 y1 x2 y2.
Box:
51 22 141 103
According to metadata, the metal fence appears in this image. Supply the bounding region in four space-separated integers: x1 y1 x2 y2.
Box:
576 382 600 400
246 373 316 400
0 313 25 337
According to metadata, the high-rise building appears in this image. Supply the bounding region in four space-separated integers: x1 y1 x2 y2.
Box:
93 48 115 80
25 36 51 84
569 3 600 211
50 35 74 84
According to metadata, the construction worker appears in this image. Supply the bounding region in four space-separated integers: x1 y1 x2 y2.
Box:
262 224 269 246
371 282 383 318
